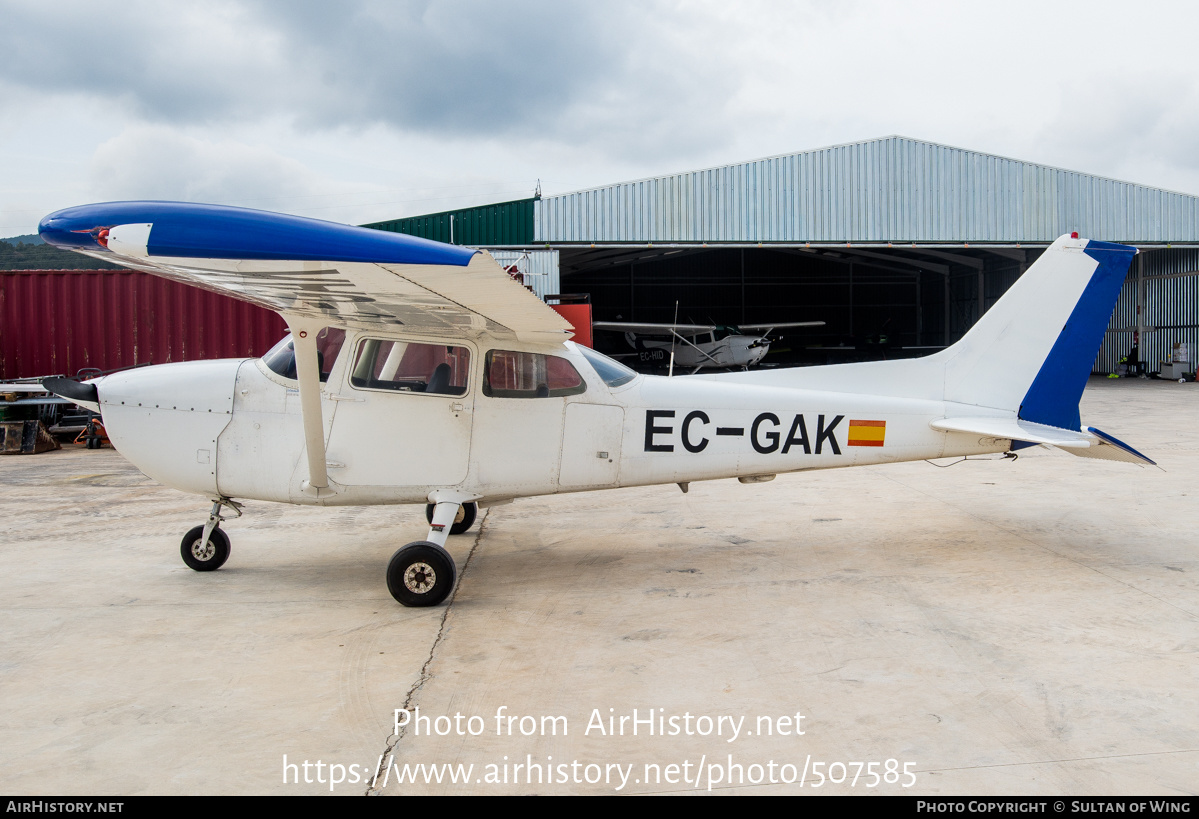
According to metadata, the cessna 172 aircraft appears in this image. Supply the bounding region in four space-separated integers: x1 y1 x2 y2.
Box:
39 201 1153 607
592 320 825 373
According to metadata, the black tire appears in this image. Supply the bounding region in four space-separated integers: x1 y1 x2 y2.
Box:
387 541 456 607
424 502 478 535
180 525 231 572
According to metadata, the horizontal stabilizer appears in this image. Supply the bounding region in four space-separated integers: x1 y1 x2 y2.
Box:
929 416 1094 448
930 417 1155 466
1077 427 1157 466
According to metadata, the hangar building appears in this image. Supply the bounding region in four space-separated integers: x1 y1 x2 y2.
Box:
369 136 1199 374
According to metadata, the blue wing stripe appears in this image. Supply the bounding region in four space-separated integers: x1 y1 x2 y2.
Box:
39 201 477 267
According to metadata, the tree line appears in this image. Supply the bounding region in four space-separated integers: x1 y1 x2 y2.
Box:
0 240 120 270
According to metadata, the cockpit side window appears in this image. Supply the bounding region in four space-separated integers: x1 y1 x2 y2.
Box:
483 351 586 398
262 327 346 383
349 339 470 396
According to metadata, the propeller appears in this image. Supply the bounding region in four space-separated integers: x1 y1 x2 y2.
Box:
42 376 98 404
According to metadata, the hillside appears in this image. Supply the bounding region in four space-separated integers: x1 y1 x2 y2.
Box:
0 240 120 270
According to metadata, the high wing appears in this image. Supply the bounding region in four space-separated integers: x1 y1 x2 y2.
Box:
592 321 718 335
38 201 572 343
738 321 825 331
40 201 573 498
593 320 825 335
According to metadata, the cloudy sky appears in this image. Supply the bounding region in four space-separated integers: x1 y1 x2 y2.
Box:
3 0 1198 236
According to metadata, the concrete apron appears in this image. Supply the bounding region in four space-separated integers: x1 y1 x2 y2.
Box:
0 378 1196 795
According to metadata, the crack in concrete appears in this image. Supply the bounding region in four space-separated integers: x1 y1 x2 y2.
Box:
364 508 490 796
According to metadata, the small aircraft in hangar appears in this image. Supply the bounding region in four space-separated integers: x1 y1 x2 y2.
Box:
40 202 1154 607
592 320 825 373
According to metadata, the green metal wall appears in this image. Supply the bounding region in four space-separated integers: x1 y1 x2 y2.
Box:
362 198 536 246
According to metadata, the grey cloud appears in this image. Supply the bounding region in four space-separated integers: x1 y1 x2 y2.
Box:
0 0 738 158
86 127 326 205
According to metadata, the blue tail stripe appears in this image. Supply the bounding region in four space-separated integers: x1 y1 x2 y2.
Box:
1018 241 1136 430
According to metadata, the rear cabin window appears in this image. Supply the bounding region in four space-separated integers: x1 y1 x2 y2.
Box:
350 340 470 396
483 351 586 398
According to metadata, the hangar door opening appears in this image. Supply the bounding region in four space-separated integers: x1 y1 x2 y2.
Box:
558 245 1038 368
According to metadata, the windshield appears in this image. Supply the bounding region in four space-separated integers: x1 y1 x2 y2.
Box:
262 335 298 379
575 344 638 388
261 328 346 382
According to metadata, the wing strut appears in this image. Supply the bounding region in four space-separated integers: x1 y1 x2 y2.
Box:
286 316 338 497
669 328 721 373
670 329 720 364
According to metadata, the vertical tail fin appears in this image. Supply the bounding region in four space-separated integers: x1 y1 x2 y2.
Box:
940 235 1136 428
711 234 1136 434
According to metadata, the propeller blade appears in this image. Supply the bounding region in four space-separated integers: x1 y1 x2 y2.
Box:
42 377 99 405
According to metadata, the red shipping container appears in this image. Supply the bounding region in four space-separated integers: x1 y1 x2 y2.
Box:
0 270 288 380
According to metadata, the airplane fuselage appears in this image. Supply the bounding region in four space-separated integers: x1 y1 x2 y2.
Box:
35 201 1145 606
95 333 1004 508
635 334 769 369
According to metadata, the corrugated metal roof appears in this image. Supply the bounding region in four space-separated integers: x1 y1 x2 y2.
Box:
363 198 536 246
536 136 1199 245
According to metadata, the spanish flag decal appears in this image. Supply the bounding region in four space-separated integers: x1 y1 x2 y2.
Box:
847 419 886 447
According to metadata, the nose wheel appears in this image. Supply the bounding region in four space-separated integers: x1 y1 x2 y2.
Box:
181 525 231 571
180 498 241 572
387 542 456 607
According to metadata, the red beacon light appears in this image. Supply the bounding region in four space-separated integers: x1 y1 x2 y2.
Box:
95 228 110 248
1070 231 1079 239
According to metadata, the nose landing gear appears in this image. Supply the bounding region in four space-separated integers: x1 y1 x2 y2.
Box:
181 525 231 571
181 498 242 572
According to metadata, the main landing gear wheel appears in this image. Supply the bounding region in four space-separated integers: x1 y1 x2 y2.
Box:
387 541 456 607
180 526 231 572
425 501 477 535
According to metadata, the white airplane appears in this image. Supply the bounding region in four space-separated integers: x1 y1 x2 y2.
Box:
39 202 1154 607
592 320 825 373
